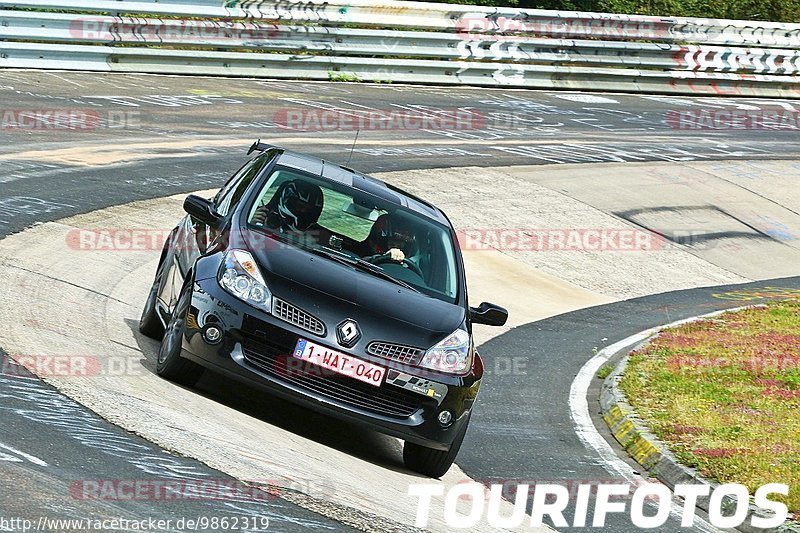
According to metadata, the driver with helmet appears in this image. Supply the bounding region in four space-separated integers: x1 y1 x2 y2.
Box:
252 179 329 245
359 213 416 265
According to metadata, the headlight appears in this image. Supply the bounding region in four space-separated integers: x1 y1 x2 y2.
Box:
218 249 272 313
419 328 472 374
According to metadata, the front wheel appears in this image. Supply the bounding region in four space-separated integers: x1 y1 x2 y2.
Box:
139 249 171 340
139 269 166 340
403 414 470 478
156 281 205 387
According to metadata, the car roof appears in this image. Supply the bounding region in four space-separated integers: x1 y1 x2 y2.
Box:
267 148 450 227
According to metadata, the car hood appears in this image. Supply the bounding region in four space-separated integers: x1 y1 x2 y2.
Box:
243 234 465 350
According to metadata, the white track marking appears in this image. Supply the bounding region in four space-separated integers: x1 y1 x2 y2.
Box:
46 72 84 88
549 93 620 104
568 307 749 533
569 329 654 478
0 442 49 466
0 374 39 381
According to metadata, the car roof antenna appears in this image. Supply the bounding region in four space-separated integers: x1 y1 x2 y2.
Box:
346 129 360 167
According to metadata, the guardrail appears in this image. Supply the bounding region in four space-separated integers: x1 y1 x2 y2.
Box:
1 0 799 97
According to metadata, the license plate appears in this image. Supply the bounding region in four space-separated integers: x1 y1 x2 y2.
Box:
293 338 385 387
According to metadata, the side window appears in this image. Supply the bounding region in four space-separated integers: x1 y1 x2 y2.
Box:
216 156 269 217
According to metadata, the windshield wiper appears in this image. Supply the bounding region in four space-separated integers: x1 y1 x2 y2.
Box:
353 257 421 293
267 240 420 293
311 247 420 293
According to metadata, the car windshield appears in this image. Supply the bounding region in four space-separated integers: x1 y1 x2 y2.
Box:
246 167 459 302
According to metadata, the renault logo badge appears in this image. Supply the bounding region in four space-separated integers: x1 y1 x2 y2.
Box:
336 319 361 348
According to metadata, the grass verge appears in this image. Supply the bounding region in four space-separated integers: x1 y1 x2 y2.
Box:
619 300 800 514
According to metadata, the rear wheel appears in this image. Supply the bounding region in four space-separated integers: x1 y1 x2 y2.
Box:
156 281 205 387
403 414 470 478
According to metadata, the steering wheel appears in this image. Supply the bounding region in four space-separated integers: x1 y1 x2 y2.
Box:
371 255 424 278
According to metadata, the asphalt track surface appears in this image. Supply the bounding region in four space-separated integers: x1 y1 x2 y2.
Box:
1 70 799 531
0 355 351 532
462 276 800 531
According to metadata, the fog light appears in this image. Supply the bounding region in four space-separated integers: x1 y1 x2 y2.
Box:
438 410 453 427
203 325 222 345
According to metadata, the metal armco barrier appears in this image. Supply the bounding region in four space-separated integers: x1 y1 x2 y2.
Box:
1 0 799 97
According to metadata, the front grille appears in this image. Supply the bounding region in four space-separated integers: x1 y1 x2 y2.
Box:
240 331 424 419
367 341 425 365
272 298 325 336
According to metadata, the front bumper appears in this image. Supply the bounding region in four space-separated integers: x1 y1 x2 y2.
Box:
180 277 481 450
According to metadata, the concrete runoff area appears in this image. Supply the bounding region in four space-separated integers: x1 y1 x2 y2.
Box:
0 160 798 530
379 163 769 298
506 160 800 284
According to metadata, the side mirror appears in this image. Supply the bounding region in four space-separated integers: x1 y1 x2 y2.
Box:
470 302 508 327
183 195 222 228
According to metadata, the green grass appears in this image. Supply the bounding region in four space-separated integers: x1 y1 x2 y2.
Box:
597 364 614 380
327 72 362 83
619 301 800 515
317 188 374 241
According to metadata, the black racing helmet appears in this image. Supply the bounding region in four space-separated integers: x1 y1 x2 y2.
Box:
277 180 324 231
370 213 417 256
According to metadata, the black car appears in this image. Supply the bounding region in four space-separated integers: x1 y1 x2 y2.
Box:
139 141 508 477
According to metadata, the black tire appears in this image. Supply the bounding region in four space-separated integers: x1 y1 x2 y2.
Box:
403 414 470 478
156 281 205 387
139 253 169 340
